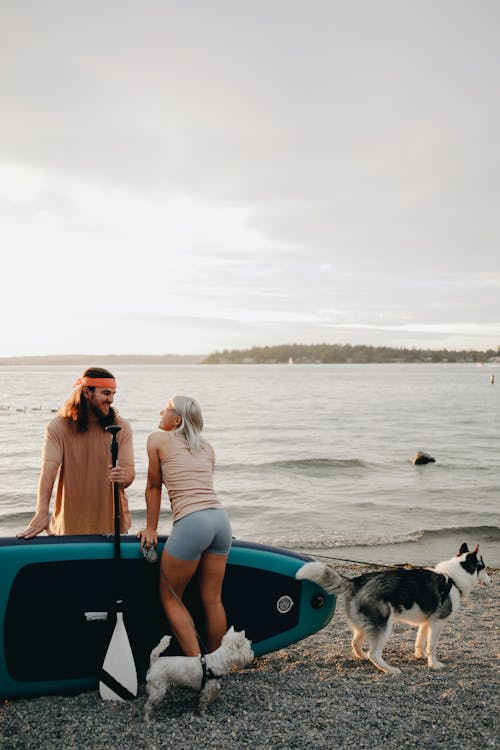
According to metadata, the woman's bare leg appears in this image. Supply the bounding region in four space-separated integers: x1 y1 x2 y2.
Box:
159 550 200 656
198 552 228 651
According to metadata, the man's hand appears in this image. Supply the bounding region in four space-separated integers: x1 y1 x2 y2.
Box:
109 464 127 487
17 510 52 538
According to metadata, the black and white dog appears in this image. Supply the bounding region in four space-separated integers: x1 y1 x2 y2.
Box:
296 543 492 674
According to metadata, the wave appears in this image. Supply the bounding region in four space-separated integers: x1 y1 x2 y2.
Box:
336 525 500 548
1 516 498 566
250 530 425 550
248 525 500 566
218 457 371 475
259 524 500 549
414 525 500 544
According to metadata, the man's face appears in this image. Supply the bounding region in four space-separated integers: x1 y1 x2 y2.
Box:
84 386 115 417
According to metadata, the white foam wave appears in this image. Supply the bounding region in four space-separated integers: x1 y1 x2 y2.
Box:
250 530 425 550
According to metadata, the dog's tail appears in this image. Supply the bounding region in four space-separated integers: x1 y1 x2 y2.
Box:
296 561 351 594
149 634 172 663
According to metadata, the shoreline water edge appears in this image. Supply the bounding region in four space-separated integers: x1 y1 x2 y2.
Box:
1 524 499 569
1 563 497 750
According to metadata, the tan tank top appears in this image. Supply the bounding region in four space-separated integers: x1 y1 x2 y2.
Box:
160 431 221 522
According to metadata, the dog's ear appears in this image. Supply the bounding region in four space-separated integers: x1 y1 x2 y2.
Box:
458 542 469 555
227 625 235 634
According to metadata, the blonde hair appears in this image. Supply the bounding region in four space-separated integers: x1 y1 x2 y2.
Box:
169 394 205 454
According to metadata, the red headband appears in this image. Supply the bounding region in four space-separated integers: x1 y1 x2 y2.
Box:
72 376 117 389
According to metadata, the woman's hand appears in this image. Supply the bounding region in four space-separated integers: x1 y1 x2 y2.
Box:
137 527 158 550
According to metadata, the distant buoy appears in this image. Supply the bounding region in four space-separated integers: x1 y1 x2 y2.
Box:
411 451 436 465
490 374 495 385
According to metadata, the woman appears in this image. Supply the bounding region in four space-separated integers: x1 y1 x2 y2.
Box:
137 395 232 656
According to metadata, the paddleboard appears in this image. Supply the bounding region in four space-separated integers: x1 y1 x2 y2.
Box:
0 535 335 699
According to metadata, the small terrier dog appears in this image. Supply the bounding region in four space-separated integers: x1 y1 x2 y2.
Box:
296 543 492 674
144 626 253 720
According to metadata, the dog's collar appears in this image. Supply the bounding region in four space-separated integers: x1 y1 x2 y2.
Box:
200 655 221 689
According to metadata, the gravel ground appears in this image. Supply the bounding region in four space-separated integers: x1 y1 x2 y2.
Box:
2 566 498 750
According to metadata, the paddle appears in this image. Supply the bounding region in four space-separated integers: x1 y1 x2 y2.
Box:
99 424 138 701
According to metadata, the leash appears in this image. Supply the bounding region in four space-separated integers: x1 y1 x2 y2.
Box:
311 552 408 569
311 552 498 574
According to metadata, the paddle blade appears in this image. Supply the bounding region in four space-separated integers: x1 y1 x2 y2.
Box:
99 612 138 701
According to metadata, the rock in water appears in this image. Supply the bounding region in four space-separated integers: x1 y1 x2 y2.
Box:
411 451 436 465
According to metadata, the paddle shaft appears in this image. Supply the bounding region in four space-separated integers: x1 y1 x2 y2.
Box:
106 425 123 608
99 424 138 700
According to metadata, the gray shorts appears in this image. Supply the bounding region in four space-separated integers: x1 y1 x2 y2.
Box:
165 508 232 562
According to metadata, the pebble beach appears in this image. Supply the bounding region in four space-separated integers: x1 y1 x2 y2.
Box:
1 564 498 750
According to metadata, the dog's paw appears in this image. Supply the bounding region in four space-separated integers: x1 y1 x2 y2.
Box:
198 679 221 714
352 651 366 660
386 667 402 675
428 660 445 670
414 648 423 658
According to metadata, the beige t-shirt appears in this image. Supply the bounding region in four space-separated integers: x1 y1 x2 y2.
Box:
160 431 221 522
42 415 135 535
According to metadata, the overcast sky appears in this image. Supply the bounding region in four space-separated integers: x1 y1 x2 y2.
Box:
1 0 499 356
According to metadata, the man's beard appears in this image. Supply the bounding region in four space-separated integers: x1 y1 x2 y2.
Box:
88 399 115 428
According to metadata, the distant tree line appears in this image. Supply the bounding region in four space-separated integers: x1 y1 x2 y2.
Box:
203 343 500 365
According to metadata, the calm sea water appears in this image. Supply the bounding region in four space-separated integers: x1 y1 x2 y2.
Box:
0 364 498 566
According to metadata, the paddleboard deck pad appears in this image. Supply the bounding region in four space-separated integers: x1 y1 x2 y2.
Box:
0 536 335 698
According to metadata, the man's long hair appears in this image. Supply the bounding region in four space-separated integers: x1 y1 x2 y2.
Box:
60 367 117 432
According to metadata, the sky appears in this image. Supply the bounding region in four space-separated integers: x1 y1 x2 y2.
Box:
1 0 499 357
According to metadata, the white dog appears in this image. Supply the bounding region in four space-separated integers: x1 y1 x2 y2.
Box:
297 543 492 674
144 626 254 720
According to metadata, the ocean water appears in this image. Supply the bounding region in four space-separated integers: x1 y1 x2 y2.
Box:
0 363 498 567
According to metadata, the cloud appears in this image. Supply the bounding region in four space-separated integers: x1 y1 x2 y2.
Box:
0 1 499 355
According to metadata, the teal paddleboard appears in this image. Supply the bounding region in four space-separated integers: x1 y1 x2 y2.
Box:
0 536 335 698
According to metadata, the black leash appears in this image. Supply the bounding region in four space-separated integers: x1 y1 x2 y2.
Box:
311 552 408 569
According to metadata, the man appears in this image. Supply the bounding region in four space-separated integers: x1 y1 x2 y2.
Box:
17 367 135 537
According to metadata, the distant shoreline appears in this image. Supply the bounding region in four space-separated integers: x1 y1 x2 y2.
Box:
0 356 497 366
1 344 499 367
0 354 206 366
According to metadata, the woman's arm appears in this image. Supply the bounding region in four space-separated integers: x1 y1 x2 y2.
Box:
136 433 164 548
